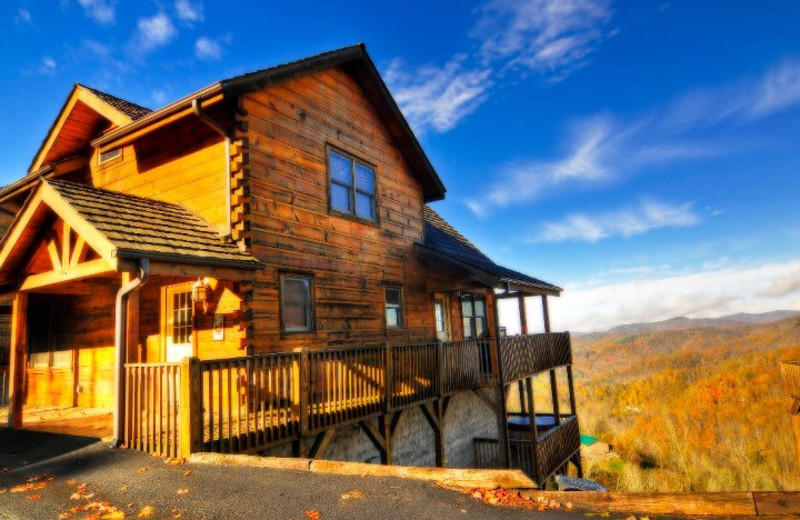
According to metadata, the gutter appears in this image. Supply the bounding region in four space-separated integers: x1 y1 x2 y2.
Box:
191 99 233 238
112 259 150 448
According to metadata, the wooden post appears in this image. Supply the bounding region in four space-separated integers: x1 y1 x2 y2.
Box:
179 357 202 458
541 295 551 333
379 414 393 465
126 284 140 363
518 294 528 335
7 292 28 428
384 343 392 412
491 292 511 468
299 348 309 438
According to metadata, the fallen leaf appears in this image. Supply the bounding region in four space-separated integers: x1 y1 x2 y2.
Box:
26 494 42 501
339 490 364 500
176 488 190 495
167 458 186 465
305 511 321 520
182 470 192 477
137 505 155 518
137 467 149 474
11 481 48 493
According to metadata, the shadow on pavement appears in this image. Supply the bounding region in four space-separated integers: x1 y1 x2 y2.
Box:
0 428 98 473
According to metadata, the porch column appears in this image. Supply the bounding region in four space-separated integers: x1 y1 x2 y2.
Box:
541 295 551 333
541 295 561 424
518 294 528 335
490 291 511 467
8 292 28 428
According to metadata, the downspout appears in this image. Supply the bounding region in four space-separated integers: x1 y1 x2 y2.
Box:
112 259 150 448
191 99 232 238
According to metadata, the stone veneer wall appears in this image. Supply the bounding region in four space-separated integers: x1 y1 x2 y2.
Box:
264 390 498 468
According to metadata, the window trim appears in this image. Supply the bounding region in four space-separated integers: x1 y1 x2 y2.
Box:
98 147 122 165
384 286 405 331
280 274 315 334
326 145 379 225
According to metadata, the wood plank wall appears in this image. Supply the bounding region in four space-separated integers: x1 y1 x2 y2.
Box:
241 66 482 351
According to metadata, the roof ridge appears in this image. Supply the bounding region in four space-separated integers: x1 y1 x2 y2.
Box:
77 83 153 120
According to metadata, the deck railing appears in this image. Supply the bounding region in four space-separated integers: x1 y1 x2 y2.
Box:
0 365 9 407
473 415 581 485
125 337 491 457
500 332 572 383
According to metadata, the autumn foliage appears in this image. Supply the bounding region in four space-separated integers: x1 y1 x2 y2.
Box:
569 316 800 492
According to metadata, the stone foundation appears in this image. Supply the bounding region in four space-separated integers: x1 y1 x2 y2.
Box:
263 390 498 468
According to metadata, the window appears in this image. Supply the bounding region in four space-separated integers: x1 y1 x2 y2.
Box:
171 290 193 345
98 148 122 164
385 287 404 330
281 275 313 333
328 148 377 220
462 294 488 339
28 302 73 369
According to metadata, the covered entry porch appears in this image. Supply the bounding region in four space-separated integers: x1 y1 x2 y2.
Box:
0 179 261 442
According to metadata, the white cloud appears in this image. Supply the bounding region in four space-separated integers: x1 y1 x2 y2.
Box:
14 8 32 25
77 0 116 25
133 13 177 53
536 258 800 332
474 0 612 77
386 0 613 134
530 199 699 243
195 37 222 61
475 57 800 215
38 57 57 76
385 56 491 134
175 0 204 24
151 89 168 106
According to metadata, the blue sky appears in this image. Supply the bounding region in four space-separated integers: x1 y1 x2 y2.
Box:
2 1 799 330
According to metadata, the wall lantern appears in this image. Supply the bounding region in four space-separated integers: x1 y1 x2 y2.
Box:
192 277 209 302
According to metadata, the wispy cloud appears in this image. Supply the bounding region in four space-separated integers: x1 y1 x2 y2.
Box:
530 199 699 243
77 0 116 25
385 56 491 133
132 13 177 55
475 56 800 214
175 0 204 24
14 8 32 25
543 258 800 331
473 0 612 77
37 57 58 76
386 0 614 134
195 36 223 61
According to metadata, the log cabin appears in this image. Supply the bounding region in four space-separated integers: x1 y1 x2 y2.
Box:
0 44 581 486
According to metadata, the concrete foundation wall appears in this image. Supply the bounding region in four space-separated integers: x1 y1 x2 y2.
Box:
264 390 499 468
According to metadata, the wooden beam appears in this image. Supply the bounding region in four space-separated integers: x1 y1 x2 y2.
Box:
46 237 61 272
359 420 386 453
541 295 551 333
145 261 257 282
61 221 71 272
309 429 336 460
472 388 500 415
518 294 528 335
69 235 89 267
20 257 116 291
7 292 28 428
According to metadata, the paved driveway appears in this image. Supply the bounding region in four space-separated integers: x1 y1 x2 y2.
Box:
0 429 600 520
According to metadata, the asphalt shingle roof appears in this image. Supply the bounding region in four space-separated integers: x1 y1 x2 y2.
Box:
422 206 561 294
80 85 153 121
46 179 262 269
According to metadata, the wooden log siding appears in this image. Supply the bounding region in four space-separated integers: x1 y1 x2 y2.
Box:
124 362 182 458
124 337 494 457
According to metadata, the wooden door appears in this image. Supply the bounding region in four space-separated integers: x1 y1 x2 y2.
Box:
434 293 451 341
26 301 75 407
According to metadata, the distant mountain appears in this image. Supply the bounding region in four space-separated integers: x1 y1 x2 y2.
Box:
600 310 800 335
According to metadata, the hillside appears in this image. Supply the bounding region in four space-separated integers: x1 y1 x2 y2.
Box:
569 315 800 492
598 310 800 335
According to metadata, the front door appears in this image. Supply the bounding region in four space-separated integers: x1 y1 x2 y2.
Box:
164 284 194 362
433 293 451 341
27 300 75 407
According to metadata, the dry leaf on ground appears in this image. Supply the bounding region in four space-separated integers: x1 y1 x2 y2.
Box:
176 488 190 495
339 490 365 500
137 505 155 518
305 510 322 520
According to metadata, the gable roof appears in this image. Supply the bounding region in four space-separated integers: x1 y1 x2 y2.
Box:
0 179 262 281
79 85 152 121
28 84 151 174
91 44 446 202
420 206 562 295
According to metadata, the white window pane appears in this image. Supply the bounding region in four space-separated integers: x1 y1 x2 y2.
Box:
331 183 351 213
463 318 473 338
386 308 399 328
329 151 352 184
355 163 375 193
462 298 473 317
474 299 486 317
355 193 374 219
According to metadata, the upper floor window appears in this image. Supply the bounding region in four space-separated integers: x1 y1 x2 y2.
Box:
462 294 488 339
328 148 377 221
98 147 122 164
281 274 314 333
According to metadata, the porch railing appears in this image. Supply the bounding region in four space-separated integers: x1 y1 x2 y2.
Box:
0 365 9 407
473 415 581 485
125 337 491 457
500 332 572 383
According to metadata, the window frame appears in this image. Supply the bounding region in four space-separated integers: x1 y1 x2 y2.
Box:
98 147 122 165
384 286 405 331
161 282 195 362
461 293 488 339
280 274 315 334
326 145 379 224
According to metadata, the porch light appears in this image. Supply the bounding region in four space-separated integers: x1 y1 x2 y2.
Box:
192 277 209 303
